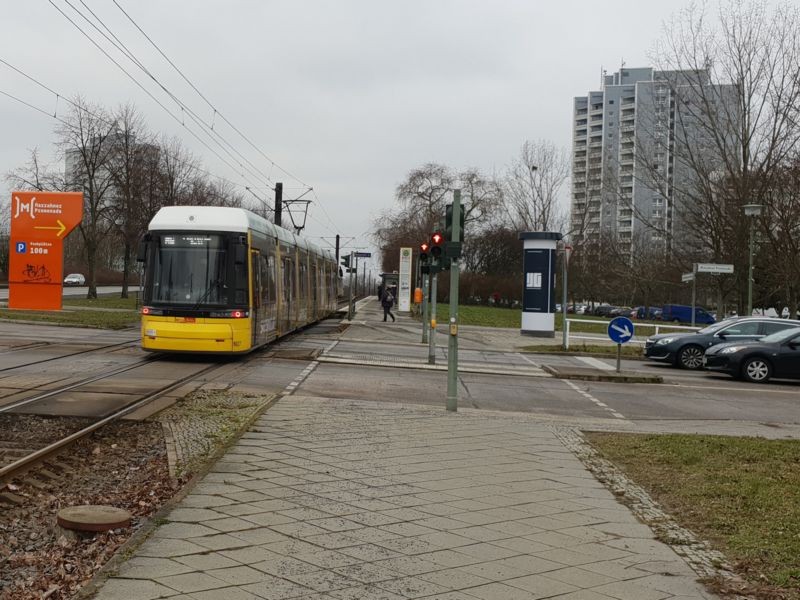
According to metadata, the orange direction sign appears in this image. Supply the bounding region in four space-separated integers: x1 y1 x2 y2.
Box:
8 191 83 310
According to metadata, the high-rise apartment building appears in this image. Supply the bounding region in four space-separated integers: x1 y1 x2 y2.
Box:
570 67 735 255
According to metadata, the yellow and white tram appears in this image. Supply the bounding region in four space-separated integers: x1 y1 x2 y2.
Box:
137 206 338 354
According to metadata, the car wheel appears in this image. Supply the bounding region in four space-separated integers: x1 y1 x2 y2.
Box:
741 357 772 383
672 318 680 323
677 345 704 370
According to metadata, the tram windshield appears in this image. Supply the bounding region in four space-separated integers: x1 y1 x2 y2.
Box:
150 233 228 306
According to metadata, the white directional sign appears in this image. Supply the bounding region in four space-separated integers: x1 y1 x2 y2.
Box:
696 263 734 274
682 273 695 283
608 316 634 344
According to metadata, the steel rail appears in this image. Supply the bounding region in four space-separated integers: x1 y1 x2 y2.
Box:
0 356 159 414
0 361 225 481
0 338 140 374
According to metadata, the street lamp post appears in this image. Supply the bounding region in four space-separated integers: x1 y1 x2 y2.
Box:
558 240 572 349
743 204 762 316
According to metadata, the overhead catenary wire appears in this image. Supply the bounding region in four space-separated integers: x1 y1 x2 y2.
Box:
52 0 272 189
0 71 258 196
112 0 312 191
46 0 276 196
110 0 342 236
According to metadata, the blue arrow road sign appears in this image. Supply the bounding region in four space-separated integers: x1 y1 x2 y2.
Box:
608 316 634 344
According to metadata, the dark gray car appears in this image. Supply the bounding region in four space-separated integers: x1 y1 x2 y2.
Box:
643 317 800 369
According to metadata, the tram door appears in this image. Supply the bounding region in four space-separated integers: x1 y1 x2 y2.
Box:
250 250 262 348
312 262 319 320
282 256 293 333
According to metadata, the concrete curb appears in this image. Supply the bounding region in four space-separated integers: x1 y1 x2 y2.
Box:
317 355 549 377
75 392 283 600
520 349 648 361
541 364 663 383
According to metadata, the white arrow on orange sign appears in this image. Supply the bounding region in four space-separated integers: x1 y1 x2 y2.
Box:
33 219 67 237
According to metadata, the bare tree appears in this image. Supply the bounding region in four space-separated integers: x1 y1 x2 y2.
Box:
107 104 157 298
158 135 198 206
503 140 569 232
52 97 119 299
650 0 800 310
376 163 501 273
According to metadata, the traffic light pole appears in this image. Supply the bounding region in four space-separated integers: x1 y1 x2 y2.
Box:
446 191 461 412
428 267 437 365
421 271 429 344
347 250 355 321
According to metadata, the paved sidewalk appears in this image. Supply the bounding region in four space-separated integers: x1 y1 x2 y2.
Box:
92 396 717 600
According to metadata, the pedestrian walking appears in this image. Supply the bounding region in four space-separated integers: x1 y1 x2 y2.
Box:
381 286 395 322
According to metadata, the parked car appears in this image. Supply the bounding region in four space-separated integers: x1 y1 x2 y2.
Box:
63 273 86 286
644 317 800 370
704 326 800 383
660 304 716 325
593 305 617 318
610 306 631 317
633 306 661 320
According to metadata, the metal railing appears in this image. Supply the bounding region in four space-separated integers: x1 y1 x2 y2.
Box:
563 318 700 349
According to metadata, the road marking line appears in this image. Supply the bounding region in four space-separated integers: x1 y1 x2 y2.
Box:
564 379 627 420
576 356 615 371
282 360 319 396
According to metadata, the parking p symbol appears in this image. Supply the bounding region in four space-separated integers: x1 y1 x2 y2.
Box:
16 242 27 253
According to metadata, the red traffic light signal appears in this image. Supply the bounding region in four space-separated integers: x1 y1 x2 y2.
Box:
430 232 444 258
419 242 429 262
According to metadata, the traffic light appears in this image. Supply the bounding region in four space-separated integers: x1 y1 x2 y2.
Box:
430 232 444 259
341 255 354 273
419 242 429 263
445 202 465 259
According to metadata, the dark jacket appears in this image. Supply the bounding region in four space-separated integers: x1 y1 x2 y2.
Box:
381 289 395 308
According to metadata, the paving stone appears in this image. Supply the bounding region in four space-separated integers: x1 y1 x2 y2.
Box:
375 575 450 598
157 571 229 593
115 557 194 579
93 579 176 600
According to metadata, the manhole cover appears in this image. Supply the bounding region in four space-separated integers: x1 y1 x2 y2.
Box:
57 505 131 532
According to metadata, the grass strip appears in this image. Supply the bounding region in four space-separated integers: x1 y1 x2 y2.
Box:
63 295 139 310
586 432 800 597
0 308 138 329
422 304 668 333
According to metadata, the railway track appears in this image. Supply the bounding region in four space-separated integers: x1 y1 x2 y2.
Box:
0 358 227 491
0 337 140 374
0 315 350 498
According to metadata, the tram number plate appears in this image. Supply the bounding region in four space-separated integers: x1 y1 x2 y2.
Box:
145 328 156 337
176 317 196 323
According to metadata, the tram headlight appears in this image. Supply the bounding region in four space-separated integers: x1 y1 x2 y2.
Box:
141 306 163 316
209 310 249 318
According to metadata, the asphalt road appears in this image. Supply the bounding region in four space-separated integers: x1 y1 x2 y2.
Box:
1 317 797 429
297 336 800 425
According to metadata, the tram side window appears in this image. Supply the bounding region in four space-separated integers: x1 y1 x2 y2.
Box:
283 258 293 303
299 262 307 302
266 254 276 304
251 256 261 309
259 255 271 305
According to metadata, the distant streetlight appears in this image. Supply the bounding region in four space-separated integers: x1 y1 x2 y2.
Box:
743 203 762 316
557 239 572 350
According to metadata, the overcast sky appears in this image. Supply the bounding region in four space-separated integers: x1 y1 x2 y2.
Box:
2 0 698 271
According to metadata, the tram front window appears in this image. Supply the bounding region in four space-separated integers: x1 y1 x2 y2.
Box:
151 234 228 306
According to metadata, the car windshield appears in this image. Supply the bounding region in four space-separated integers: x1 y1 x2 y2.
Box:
697 322 727 334
151 234 228 305
759 327 800 344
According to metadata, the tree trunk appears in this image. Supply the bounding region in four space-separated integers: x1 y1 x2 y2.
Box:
121 240 130 299
86 241 98 300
